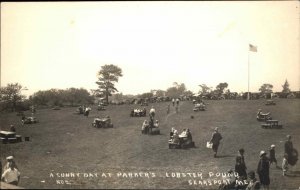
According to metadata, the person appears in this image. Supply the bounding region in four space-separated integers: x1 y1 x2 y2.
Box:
235 148 247 179
284 135 293 165
148 117 154 134
170 128 176 139
154 120 159 128
186 129 193 144
10 125 16 132
172 130 180 144
172 98 175 106
282 154 288 176
84 107 91 117
21 113 26 124
1 162 20 186
269 144 278 167
257 150 270 190
209 127 223 158
3 156 18 171
149 106 155 118
176 98 180 106
257 109 262 116
246 171 260 190
141 120 149 134
167 104 170 114
142 107 147 116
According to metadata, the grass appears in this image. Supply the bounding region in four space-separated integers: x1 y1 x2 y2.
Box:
0 99 299 189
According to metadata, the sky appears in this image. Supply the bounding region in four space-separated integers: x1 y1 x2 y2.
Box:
1 1 299 96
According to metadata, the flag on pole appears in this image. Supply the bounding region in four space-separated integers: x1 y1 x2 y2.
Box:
249 44 257 52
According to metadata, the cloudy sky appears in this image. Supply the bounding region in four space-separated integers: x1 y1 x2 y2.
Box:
1 1 299 96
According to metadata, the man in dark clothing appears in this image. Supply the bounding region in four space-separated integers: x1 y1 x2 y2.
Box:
235 148 247 179
257 151 270 190
269 144 278 167
284 135 294 164
210 127 223 158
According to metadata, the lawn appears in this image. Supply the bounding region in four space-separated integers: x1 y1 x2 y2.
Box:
0 99 299 189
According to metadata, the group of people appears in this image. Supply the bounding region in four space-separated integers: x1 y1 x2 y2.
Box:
141 106 158 134
1 156 20 186
207 126 298 190
78 105 91 117
131 107 147 117
229 135 296 190
141 119 159 134
169 128 193 145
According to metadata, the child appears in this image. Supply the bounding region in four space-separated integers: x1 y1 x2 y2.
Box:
269 144 277 167
282 154 288 176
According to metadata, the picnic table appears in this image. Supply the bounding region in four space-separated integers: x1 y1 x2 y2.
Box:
261 120 283 129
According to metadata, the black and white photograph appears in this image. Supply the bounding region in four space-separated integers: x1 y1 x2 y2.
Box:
0 1 299 189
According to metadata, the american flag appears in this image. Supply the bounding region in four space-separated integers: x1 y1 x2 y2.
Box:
249 44 257 52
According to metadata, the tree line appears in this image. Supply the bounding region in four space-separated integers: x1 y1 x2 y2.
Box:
0 64 296 112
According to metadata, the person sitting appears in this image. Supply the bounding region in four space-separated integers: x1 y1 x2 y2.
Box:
141 120 149 134
245 171 260 190
3 156 18 172
154 120 159 128
179 129 188 138
1 162 20 186
172 130 180 144
170 128 176 139
186 129 193 142
10 125 16 133
257 109 270 116
130 109 134 116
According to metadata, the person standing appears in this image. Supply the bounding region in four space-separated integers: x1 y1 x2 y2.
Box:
209 127 223 158
257 151 270 190
167 104 170 114
176 98 180 106
284 135 293 165
1 162 20 186
172 98 175 106
282 154 288 176
175 105 178 114
269 144 278 167
235 148 247 179
149 106 155 118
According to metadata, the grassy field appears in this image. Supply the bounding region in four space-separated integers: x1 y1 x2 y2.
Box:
0 99 300 189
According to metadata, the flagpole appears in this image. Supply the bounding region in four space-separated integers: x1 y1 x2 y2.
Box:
247 50 250 100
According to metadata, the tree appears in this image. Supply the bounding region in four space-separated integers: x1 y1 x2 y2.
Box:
0 83 26 112
166 82 186 98
282 79 291 94
198 84 212 95
95 64 123 104
259 83 273 95
154 90 166 97
215 82 228 95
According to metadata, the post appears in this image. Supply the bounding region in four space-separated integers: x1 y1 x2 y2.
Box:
247 51 250 100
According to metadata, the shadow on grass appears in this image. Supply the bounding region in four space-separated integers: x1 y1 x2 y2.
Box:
286 171 300 177
216 155 235 158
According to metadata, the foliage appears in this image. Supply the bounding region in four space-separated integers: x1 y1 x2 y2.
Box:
139 92 154 99
0 83 26 112
198 84 212 95
215 82 228 95
95 64 123 104
282 79 291 94
165 82 186 98
31 88 94 106
259 83 273 95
